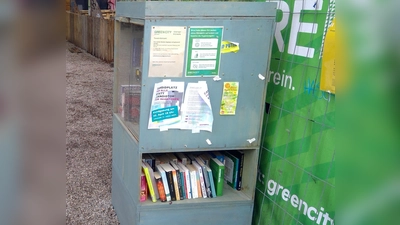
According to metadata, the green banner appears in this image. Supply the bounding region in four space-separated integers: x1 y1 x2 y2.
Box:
253 0 335 224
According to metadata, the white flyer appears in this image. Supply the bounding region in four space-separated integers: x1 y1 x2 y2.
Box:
148 81 185 130
181 82 213 132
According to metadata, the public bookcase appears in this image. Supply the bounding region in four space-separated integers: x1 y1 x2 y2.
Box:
112 2 276 225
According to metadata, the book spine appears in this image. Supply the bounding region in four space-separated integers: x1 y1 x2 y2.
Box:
193 162 207 198
166 170 176 201
171 169 181 201
210 158 224 196
177 163 190 199
155 176 167 202
182 167 191 199
190 170 198 199
195 158 211 198
207 168 216 198
203 167 212 198
224 152 237 189
140 173 147 202
179 170 186 199
157 167 171 202
142 166 157 202
216 166 224 196
234 151 244 191
145 162 159 199
176 170 184 200
196 170 202 198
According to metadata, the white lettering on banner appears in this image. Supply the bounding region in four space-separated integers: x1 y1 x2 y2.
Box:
266 70 294 90
267 0 332 92
266 179 334 225
271 0 323 58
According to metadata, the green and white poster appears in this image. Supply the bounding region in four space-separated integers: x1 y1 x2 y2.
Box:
253 0 335 225
185 27 223 77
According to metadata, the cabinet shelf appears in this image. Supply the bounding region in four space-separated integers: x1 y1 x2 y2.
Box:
141 185 252 208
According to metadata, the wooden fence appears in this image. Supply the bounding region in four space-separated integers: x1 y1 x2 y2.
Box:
66 11 115 63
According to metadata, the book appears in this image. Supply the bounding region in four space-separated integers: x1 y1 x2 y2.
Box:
159 163 176 201
206 164 217 198
209 151 225 164
141 162 157 202
195 157 212 198
186 153 198 164
199 153 212 166
144 162 159 199
186 164 199 199
142 153 156 171
154 171 167 202
166 153 178 164
151 153 161 167
223 151 239 190
153 153 172 165
178 162 192 199
140 172 147 202
155 164 171 202
175 152 189 165
170 161 185 200
161 163 181 201
230 150 244 191
192 161 207 198
210 157 225 196
120 85 141 123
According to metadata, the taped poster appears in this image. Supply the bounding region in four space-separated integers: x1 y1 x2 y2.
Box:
181 81 213 132
148 26 187 77
148 81 185 130
320 18 335 94
221 41 240 54
185 27 223 77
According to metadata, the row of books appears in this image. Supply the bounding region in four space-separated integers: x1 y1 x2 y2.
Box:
140 150 245 203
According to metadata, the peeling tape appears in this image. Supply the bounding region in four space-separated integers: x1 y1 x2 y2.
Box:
160 126 168 132
247 138 256 144
213 76 222 81
192 128 200 133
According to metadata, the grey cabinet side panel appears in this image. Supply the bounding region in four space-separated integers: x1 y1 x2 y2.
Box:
112 166 138 225
113 114 141 205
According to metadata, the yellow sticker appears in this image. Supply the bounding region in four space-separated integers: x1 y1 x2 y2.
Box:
320 18 335 94
221 41 240 54
220 82 239 115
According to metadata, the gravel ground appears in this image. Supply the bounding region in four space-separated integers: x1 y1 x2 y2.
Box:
66 42 119 224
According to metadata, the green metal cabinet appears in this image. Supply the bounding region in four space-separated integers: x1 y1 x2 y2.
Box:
112 2 276 224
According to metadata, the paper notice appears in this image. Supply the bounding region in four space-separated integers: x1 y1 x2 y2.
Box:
181 82 213 132
148 26 187 77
